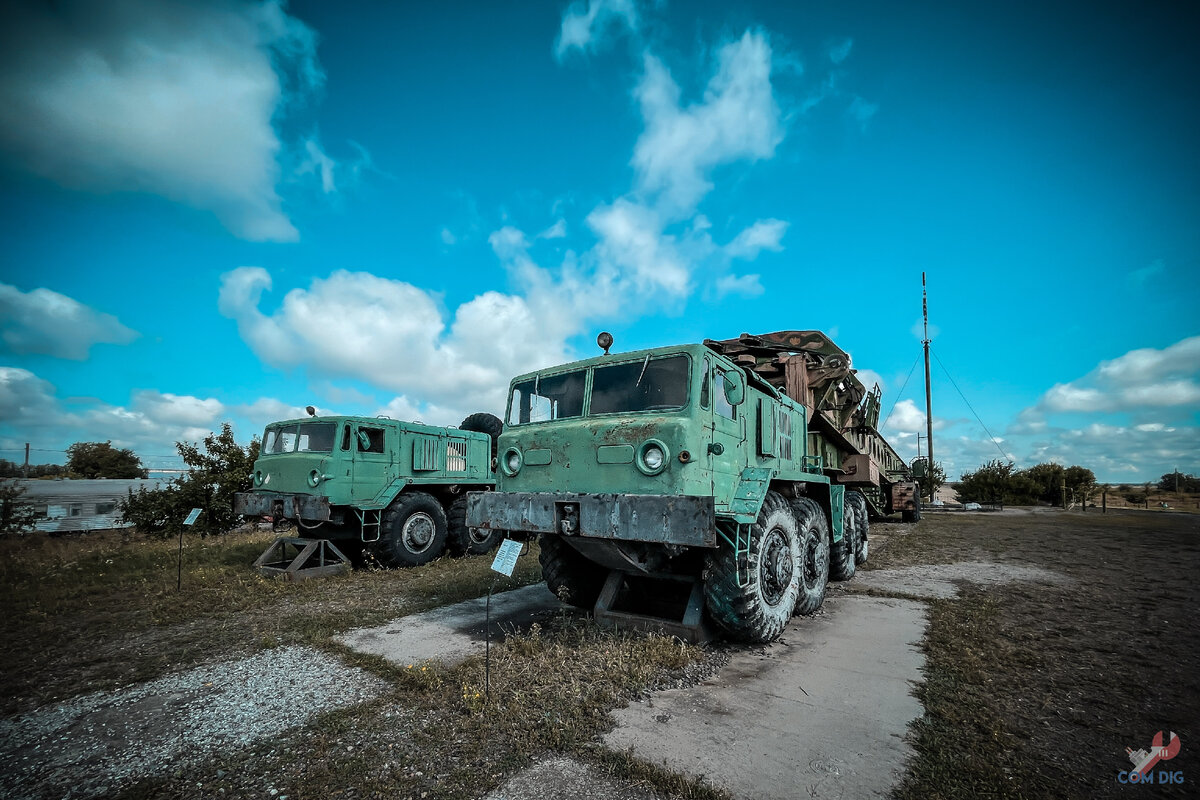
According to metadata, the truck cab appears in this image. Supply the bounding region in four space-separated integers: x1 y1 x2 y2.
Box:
236 413 500 566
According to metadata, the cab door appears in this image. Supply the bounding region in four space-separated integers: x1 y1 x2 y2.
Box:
349 423 393 505
704 357 744 512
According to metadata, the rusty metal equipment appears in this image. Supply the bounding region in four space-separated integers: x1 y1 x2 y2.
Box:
253 537 352 581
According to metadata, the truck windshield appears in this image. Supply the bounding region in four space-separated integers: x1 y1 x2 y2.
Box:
508 371 586 425
262 421 336 454
591 354 689 414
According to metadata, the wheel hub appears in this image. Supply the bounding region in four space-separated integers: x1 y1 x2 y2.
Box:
402 512 435 553
760 528 794 605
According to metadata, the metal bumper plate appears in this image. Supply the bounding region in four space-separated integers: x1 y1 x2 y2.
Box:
466 491 717 548
234 492 332 521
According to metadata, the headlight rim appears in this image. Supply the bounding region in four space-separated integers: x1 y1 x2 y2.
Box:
636 439 670 476
502 447 523 476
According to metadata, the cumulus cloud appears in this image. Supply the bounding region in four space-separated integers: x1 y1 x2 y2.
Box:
218 266 568 416
715 274 764 298
0 283 138 359
725 219 788 260
1038 336 1200 413
632 31 783 215
555 0 640 59
0 0 325 241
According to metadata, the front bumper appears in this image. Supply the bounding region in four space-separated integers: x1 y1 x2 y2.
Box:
466 491 717 548
234 492 334 521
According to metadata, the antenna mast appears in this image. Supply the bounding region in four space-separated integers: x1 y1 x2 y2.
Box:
922 272 934 502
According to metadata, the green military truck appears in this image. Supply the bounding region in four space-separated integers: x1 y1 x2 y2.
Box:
235 412 502 567
466 331 920 643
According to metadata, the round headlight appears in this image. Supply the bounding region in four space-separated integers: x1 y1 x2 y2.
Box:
307 469 322 487
254 470 264 486
643 446 664 471
503 448 522 476
637 439 670 475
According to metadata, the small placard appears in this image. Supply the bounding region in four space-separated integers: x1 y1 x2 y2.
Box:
183 508 203 526
490 538 522 577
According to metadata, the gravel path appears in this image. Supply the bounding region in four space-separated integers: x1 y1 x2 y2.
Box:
0 646 388 800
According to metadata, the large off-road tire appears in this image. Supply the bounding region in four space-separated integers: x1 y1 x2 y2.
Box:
372 492 448 568
902 495 922 523
446 493 505 556
704 491 802 643
846 491 869 565
460 412 503 460
830 495 859 582
539 534 607 609
791 497 830 616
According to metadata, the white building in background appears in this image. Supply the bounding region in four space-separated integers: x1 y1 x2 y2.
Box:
14 479 163 532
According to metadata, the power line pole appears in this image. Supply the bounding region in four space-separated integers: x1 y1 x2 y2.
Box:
922 272 934 502
23 442 29 478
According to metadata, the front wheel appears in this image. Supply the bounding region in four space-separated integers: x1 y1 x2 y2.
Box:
539 534 607 609
373 492 448 568
704 491 802 643
446 494 505 556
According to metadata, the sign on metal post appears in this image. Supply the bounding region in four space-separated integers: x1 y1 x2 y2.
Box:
178 508 203 590
491 538 522 577
485 538 523 700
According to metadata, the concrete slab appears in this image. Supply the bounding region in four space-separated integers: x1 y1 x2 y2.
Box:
485 756 665 800
853 560 1069 599
338 583 564 666
604 595 928 800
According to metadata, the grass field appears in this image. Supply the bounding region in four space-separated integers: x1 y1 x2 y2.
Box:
2 509 1198 799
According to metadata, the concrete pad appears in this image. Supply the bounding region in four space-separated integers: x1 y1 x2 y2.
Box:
485 756 665 800
604 595 928 800
338 584 564 666
853 560 1070 599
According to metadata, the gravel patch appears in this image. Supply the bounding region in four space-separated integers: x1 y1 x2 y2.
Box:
0 645 388 800
485 756 667 800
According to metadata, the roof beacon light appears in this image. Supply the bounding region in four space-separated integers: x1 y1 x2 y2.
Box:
597 331 614 354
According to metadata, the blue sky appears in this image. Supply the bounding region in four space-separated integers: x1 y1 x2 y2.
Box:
1 0 1197 483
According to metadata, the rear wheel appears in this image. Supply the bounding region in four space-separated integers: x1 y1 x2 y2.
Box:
539 534 607 609
830 495 858 582
846 491 869 565
902 495 922 523
704 491 801 643
373 492 448 567
791 497 830 616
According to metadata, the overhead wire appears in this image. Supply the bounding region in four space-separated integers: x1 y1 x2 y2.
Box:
880 355 921 430
930 347 1013 463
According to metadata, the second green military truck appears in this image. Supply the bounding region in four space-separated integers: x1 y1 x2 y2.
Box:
235 412 502 567
467 331 919 643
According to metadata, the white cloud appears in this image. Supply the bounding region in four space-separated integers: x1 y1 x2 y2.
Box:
587 199 690 296
298 138 337 194
725 219 788 260
1038 336 1200 413
854 368 885 393
0 283 138 360
885 398 926 433
715 273 764 298
0 0 325 241
218 266 566 416
440 227 458 245
1128 259 1165 285
828 38 853 64
632 31 783 215
555 0 640 59
848 96 879 130
538 219 568 239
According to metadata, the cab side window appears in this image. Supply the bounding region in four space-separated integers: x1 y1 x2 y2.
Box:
714 370 737 420
341 424 351 450
356 427 385 453
700 359 711 409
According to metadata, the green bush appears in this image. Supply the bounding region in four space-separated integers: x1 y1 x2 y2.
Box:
120 424 259 537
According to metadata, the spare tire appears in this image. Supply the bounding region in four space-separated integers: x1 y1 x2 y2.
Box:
460 412 503 460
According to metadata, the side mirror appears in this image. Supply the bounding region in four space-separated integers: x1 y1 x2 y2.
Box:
723 372 745 406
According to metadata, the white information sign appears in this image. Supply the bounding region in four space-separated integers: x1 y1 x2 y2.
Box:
490 538 522 577
183 508 203 526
